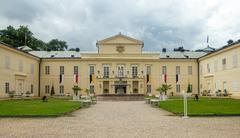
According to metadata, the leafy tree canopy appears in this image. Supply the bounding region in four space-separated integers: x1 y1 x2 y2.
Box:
0 25 68 51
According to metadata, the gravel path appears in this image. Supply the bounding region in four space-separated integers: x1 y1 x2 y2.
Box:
0 101 240 138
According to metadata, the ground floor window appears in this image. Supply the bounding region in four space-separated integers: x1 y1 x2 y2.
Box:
5 82 9 93
45 85 50 94
188 84 193 93
147 85 151 93
90 85 94 94
31 84 34 94
60 85 64 94
176 84 180 93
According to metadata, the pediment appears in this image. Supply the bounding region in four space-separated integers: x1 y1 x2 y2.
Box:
97 33 143 45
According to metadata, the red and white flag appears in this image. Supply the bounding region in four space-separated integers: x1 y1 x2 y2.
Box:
162 74 167 83
74 74 78 83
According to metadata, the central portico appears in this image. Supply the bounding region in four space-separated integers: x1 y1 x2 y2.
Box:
87 33 153 95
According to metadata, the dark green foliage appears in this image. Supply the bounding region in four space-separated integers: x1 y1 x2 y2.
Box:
0 25 68 51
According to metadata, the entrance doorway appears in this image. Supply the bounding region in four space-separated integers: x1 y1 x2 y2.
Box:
16 79 24 95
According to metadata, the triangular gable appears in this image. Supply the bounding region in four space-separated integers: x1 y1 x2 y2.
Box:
97 33 143 45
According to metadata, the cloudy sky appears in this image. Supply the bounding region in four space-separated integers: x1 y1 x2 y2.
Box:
0 0 239 51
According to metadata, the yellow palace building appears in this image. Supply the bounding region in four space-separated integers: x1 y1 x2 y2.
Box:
0 33 240 98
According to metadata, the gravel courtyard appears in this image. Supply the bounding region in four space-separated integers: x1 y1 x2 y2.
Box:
0 101 240 138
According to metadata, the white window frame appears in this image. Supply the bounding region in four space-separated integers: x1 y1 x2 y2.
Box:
117 65 124 77
188 66 192 75
45 66 50 75
60 66 64 75
146 65 151 75
176 66 180 75
45 85 50 94
74 66 78 75
103 65 110 78
176 84 180 93
89 65 95 75
162 66 167 74
132 65 138 78
59 85 64 94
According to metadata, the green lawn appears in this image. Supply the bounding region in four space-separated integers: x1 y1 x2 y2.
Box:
159 97 240 116
0 98 82 117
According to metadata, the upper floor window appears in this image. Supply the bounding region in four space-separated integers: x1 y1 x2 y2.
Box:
200 65 203 75
146 65 151 75
132 65 138 78
103 66 109 78
214 60 218 72
117 65 124 77
18 60 23 72
162 66 167 74
4 56 10 69
233 54 238 68
60 66 64 75
45 66 50 75
207 63 210 73
89 66 94 75
188 66 192 75
74 66 78 75
30 64 34 74
222 58 226 70
176 66 180 74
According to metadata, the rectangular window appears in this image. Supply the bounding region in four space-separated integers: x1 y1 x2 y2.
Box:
222 58 226 70
45 66 50 75
59 85 64 94
233 54 238 68
103 66 109 78
176 84 180 93
214 60 218 72
60 66 64 75
45 85 50 94
188 66 192 75
147 85 151 93
90 85 94 94
207 63 210 73
146 66 151 75
19 60 23 72
30 84 33 94
30 64 34 74
132 65 138 78
162 66 167 74
74 66 78 75
176 66 180 74
5 56 10 69
5 82 10 93
90 66 94 75
117 65 124 77
188 84 193 92
200 65 203 75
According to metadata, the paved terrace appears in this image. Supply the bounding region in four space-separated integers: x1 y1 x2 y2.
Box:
0 101 240 138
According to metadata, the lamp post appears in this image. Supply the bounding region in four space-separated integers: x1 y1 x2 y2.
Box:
182 90 189 119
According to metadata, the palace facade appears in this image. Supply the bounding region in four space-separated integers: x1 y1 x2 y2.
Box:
0 33 240 98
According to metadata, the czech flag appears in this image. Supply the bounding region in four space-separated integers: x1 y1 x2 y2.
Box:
60 74 64 83
162 74 167 83
74 74 78 83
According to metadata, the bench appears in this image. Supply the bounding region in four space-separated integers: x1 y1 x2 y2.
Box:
150 99 160 106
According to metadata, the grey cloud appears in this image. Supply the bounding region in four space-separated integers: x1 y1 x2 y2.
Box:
0 0 239 51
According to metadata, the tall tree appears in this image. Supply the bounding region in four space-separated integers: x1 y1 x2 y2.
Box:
47 39 68 51
0 25 68 51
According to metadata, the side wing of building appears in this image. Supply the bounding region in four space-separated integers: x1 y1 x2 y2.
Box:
0 42 40 97
199 42 240 97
